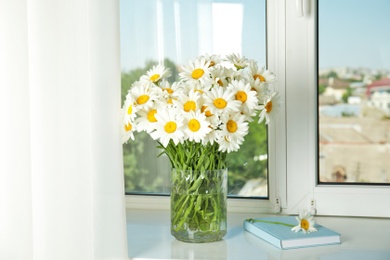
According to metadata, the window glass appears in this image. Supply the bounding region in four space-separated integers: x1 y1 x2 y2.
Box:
120 0 268 197
318 0 390 184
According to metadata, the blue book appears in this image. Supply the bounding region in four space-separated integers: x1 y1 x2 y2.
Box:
243 216 341 250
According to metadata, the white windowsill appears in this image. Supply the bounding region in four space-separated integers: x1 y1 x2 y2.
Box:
126 209 390 259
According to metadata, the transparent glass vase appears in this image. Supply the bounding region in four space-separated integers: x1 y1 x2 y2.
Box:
170 168 227 243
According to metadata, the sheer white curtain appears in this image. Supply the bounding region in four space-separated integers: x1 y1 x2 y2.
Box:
0 0 128 259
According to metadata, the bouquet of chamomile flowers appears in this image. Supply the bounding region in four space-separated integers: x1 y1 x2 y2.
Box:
122 53 280 171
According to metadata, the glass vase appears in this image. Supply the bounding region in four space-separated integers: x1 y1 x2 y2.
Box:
170 168 227 243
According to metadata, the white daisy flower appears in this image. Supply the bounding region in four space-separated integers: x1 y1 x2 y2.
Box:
174 89 202 114
200 102 221 134
200 104 214 118
200 53 222 68
183 111 211 143
217 135 238 153
217 114 249 153
247 63 276 85
180 80 200 93
180 57 212 85
150 108 185 147
291 209 317 233
229 80 259 117
135 106 160 133
202 126 218 145
122 120 136 143
225 53 251 70
210 66 229 87
224 67 243 81
199 103 220 146
203 86 241 117
258 91 281 124
249 77 268 103
140 64 171 84
130 81 161 110
122 94 138 124
158 80 182 106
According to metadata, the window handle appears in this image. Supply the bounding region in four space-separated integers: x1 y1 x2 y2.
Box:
295 0 304 17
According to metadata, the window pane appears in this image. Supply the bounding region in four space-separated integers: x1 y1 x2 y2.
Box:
120 0 268 196
318 0 390 184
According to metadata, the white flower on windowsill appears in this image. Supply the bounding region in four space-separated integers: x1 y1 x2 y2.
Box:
291 209 318 233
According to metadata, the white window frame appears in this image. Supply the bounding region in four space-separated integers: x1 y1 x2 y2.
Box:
126 0 390 217
283 0 390 218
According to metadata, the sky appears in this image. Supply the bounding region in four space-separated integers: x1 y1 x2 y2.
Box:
119 0 390 72
319 0 390 70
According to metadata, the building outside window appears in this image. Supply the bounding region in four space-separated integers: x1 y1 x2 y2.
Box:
318 0 390 184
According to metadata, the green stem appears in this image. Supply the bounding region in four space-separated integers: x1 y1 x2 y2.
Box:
158 140 227 171
187 173 204 193
174 196 196 230
246 218 295 228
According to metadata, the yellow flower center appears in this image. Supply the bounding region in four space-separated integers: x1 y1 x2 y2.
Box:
167 98 173 104
209 61 215 67
265 100 273 113
226 120 237 133
163 88 173 94
192 68 204 79
301 219 309 231
124 123 132 132
217 79 223 86
137 94 150 105
184 100 197 112
213 98 227 109
150 73 160 82
195 89 204 94
127 105 133 115
188 119 201 132
147 109 157 122
164 121 177 133
235 91 247 103
201 105 213 117
254 74 266 82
